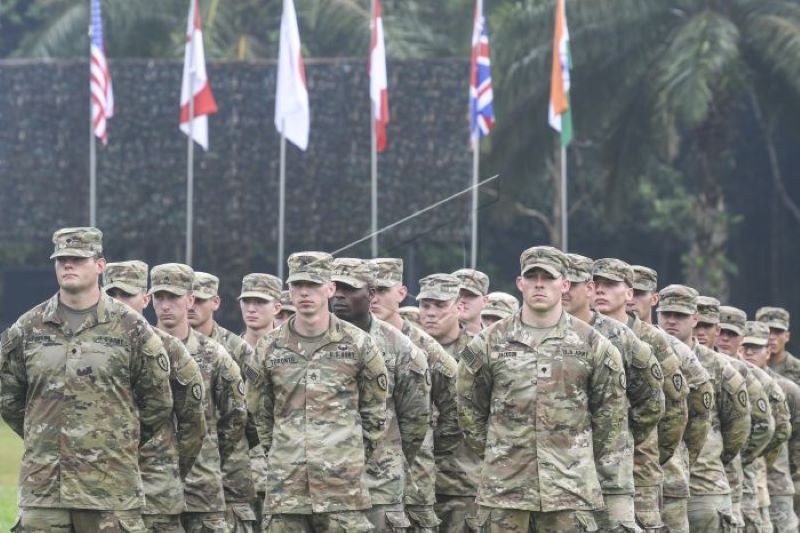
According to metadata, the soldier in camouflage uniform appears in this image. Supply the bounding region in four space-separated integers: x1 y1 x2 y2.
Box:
189 272 258 532
657 285 751 532
697 299 774 531
331 258 431 531
400 306 421 326
0 227 173 532
563 255 664 531
104 260 207 533
452 268 489 336
759 307 800 519
246 252 389 532
456 246 631 532
150 264 248 533
480 292 519 329
238 273 283 525
418 273 482 532
274 290 296 327
370 258 461 532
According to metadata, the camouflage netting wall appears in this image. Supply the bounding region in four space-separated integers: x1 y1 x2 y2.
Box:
0 58 473 325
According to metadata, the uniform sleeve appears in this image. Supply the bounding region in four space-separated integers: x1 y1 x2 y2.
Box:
170 345 207 479
392 343 430 464
0 324 26 437
456 335 492 458
626 340 664 445
741 375 775 466
246 339 275 455
763 381 791 462
237 343 261 450
684 380 713 466
589 340 631 495
785 385 800 495
214 351 247 467
358 340 389 462
655 345 688 464
718 361 751 465
431 348 461 457
131 321 173 446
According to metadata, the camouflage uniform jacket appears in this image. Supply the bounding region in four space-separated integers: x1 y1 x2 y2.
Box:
0 293 173 510
770 350 800 387
457 312 630 511
240 332 270 496
766 370 800 498
400 319 459 507
247 314 388 514
689 342 750 496
436 328 482 496
209 321 257 505
627 314 689 464
591 313 664 492
141 328 206 515
365 315 430 505
182 328 247 512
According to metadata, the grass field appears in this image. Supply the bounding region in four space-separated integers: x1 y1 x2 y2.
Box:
0 422 21 530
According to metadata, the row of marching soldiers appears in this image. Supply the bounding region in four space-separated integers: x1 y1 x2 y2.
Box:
0 227 798 533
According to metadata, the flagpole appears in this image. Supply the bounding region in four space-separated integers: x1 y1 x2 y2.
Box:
370 0 378 258
470 140 479 268
561 144 568 252
186 52 195 265
278 123 287 280
90 109 97 227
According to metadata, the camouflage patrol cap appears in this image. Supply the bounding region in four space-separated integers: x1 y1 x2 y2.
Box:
631 265 658 292
519 246 568 278
481 291 520 320
657 284 699 315
417 273 461 301
280 290 296 313
50 227 103 259
371 258 403 288
719 305 747 336
756 306 790 331
743 321 770 346
192 272 220 299
149 263 194 296
103 260 148 295
399 306 420 325
332 258 375 289
696 296 721 325
286 251 333 284
452 268 490 296
566 253 593 283
239 273 282 301
592 258 634 286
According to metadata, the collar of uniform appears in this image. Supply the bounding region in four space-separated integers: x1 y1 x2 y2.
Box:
210 321 225 343
43 292 114 328
275 313 345 352
506 310 568 348
367 313 382 337
184 327 201 353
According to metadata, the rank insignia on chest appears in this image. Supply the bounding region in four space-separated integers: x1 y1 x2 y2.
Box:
307 369 321 383
538 364 552 378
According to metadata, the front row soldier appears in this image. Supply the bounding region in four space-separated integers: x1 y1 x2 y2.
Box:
238 273 284 525
0 227 174 532
189 272 258 532
417 273 482 532
370 258 461 532
149 263 248 532
657 285 751 532
452 268 490 336
246 252 389 532
481 292 519 328
695 298 774 531
331 258 431 531
457 246 631 532
104 261 207 533
564 255 664 531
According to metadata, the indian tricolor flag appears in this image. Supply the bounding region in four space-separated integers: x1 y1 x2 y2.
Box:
548 0 572 146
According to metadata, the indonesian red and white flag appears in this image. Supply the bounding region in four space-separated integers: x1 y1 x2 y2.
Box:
369 0 389 152
179 0 218 151
275 0 310 150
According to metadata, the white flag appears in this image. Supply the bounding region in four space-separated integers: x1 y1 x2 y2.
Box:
179 0 218 151
275 0 310 150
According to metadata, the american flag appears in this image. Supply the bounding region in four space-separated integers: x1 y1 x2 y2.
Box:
90 0 113 144
469 0 494 142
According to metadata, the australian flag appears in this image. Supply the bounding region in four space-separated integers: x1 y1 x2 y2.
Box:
470 0 494 143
